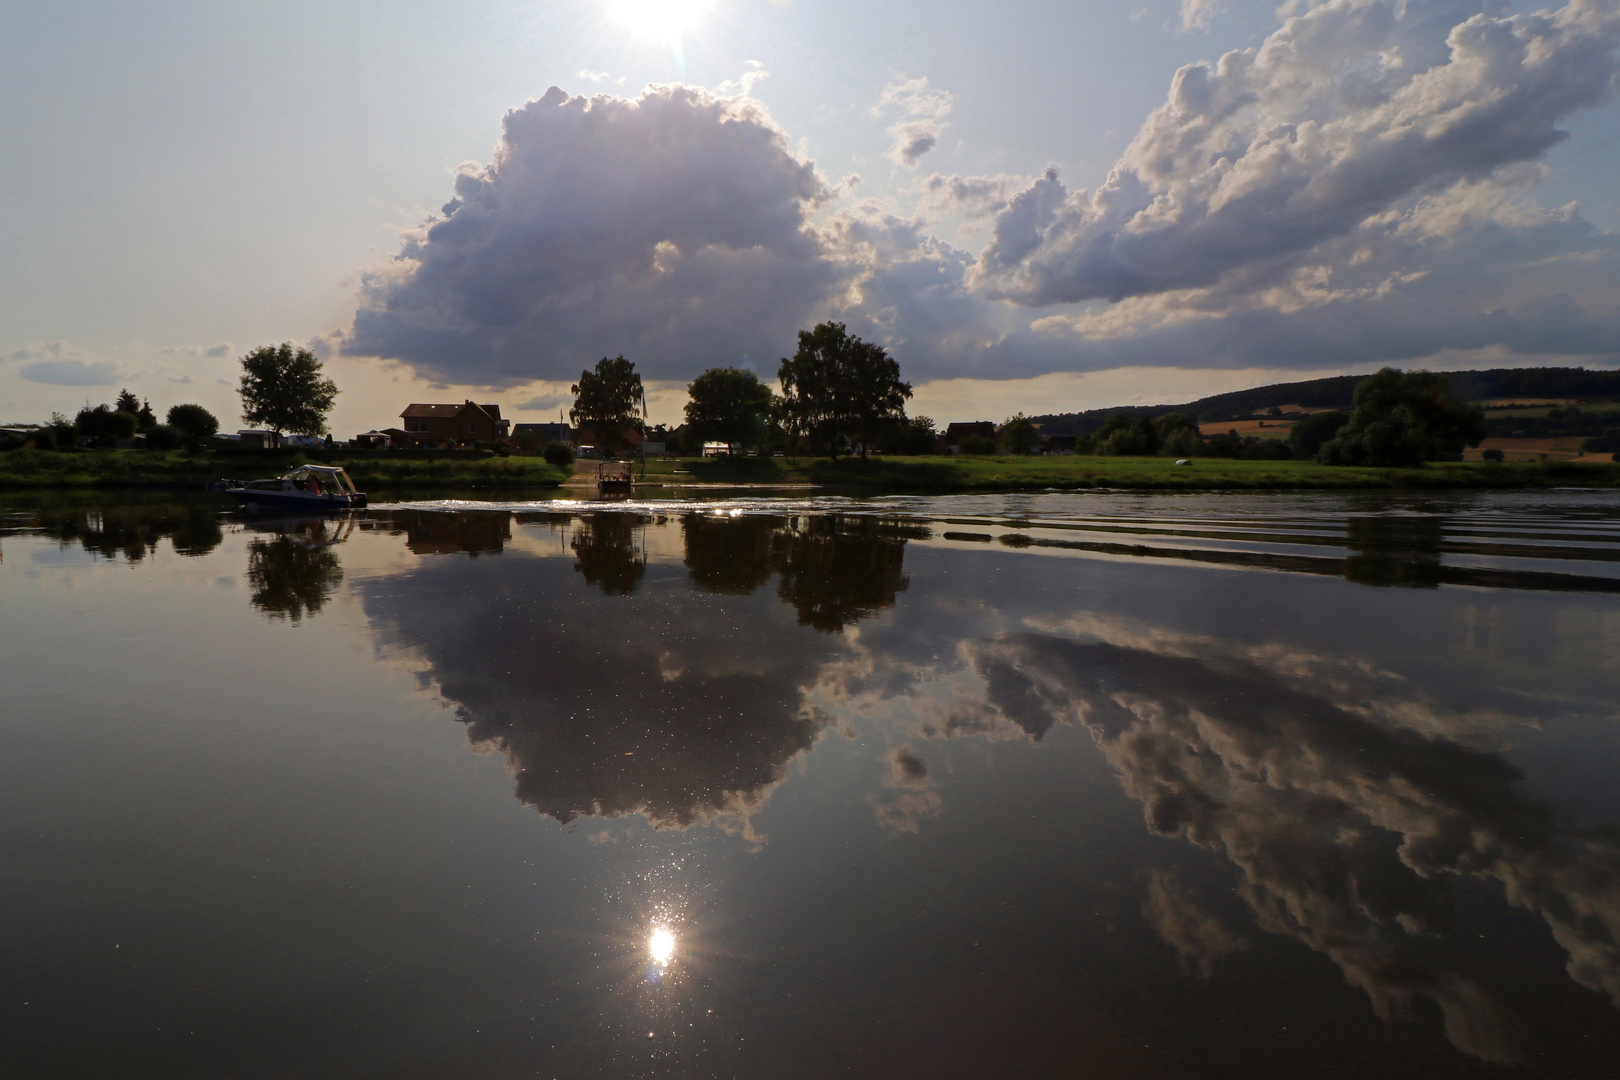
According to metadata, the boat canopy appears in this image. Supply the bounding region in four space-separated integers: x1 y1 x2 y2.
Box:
280 465 361 494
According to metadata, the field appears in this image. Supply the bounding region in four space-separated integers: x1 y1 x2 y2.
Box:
0 448 570 490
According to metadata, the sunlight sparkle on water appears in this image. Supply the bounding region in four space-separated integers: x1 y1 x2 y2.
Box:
649 925 676 966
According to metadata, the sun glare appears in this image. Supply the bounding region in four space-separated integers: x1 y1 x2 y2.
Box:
608 0 712 47
649 926 677 966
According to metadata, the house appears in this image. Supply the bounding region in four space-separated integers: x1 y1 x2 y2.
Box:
573 420 644 456
940 421 996 454
512 422 574 447
237 429 279 449
398 401 510 446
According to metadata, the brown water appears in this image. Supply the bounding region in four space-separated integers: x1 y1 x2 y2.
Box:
3 489 1619 1078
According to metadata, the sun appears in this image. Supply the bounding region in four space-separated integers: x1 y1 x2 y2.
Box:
607 0 712 47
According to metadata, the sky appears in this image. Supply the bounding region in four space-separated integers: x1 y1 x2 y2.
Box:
3 0 1618 432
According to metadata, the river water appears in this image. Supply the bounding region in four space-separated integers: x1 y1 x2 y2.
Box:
3 489 1618 1078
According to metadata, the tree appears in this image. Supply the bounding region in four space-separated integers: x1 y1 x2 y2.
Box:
1287 410 1349 459
75 403 138 445
571 355 644 458
1154 412 1202 457
1319 368 1485 467
166 404 220 445
777 322 912 459
238 343 339 441
1094 414 1158 456
114 389 141 416
999 413 1040 455
684 367 775 452
880 415 938 455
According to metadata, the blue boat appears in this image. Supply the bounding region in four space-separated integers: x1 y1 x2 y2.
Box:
223 465 368 512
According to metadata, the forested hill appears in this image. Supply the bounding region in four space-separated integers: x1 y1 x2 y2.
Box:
1027 367 1620 435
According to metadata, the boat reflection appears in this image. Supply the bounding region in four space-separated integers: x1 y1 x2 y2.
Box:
244 515 351 622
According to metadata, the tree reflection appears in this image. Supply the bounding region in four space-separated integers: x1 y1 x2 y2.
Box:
1343 515 1445 588
246 527 345 621
769 516 919 632
681 512 780 594
571 514 646 595
11 498 224 562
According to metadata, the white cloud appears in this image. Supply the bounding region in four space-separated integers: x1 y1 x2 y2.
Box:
1178 0 1226 32
971 0 1620 307
577 69 611 82
876 76 954 168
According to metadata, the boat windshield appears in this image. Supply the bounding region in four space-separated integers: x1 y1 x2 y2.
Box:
281 467 358 494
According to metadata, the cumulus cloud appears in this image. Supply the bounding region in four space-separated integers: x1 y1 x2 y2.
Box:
972 0 1620 306
340 1 1620 388
877 76 954 167
345 84 842 386
869 744 944 834
8 343 119 386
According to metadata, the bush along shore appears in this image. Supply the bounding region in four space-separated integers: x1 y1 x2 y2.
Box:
3 447 1618 493
0 448 570 490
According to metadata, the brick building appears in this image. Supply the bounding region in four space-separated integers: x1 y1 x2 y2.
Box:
398 402 510 446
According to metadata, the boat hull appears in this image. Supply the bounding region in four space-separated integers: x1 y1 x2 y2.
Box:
225 490 367 512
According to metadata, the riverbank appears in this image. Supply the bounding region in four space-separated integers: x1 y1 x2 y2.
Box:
642 454 1620 491
0 448 570 490
5 448 1617 492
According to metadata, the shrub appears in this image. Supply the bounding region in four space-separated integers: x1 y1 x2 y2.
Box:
167 404 220 443
542 440 576 467
144 424 183 450
958 434 997 455
1482 448 1505 463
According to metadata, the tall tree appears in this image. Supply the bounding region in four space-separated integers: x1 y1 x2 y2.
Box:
571 355 644 458
114 389 141 417
1001 413 1040 455
777 322 912 459
238 343 339 441
1319 368 1485 467
684 367 775 452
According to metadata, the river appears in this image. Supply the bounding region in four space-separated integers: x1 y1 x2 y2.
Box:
2 489 1618 1077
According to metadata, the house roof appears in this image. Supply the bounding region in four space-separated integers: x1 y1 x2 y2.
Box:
942 421 996 439
401 401 504 421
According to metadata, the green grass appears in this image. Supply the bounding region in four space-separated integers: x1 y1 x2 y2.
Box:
0 448 569 490
645 453 1620 491
7 447 1618 493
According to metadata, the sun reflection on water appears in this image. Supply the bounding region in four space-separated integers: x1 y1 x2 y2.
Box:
649 925 676 966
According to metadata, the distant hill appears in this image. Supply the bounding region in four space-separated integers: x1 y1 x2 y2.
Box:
1026 367 1620 436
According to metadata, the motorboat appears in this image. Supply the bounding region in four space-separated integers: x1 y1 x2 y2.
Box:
596 460 633 496
223 465 368 512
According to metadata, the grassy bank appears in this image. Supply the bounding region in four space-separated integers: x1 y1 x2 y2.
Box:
644 454 1620 491
6 448 1618 493
0 448 569 490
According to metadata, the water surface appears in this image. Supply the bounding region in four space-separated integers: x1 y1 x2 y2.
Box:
3 489 1619 1077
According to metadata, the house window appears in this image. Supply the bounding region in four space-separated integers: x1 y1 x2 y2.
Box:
468 424 477 434
408 421 428 433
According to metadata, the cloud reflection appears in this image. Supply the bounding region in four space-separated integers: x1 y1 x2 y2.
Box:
876 623 1620 1061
